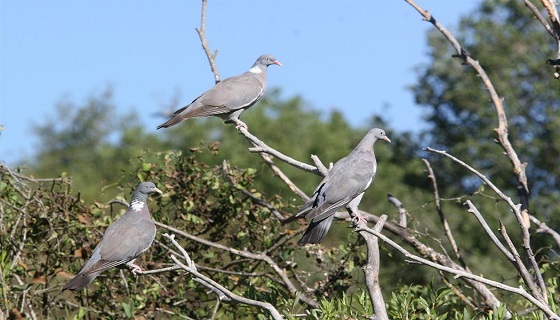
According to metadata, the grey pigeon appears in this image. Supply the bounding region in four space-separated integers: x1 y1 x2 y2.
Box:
157 54 281 130
63 182 162 291
296 128 391 245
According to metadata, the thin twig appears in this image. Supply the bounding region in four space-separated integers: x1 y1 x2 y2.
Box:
425 147 546 297
195 0 220 83
357 226 559 319
387 193 407 228
221 160 288 222
154 221 319 308
423 159 468 271
162 233 283 319
499 221 546 300
530 215 560 248
464 200 514 261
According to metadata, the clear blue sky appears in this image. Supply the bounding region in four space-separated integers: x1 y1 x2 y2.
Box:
0 0 481 166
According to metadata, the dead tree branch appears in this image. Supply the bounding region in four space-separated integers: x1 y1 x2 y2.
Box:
357 226 559 319
404 0 531 232
154 221 319 308
196 0 220 83
422 159 468 271
425 147 546 297
161 233 283 319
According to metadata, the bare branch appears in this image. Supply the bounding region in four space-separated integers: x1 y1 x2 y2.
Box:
499 221 546 300
387 193 407 228
425 147 546 294
530 215 560 247
349 210 388 320
524 0 559 40
195 0 220 83
422 159 469 271
162 233 283 319
310 154 329 176
464 200 514 261
357 208 502 310
154 221 319 308
242 127 321 175
357 226 559 319
404 0 531 232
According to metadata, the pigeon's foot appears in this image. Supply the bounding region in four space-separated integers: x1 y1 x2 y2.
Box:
229 118 248 131
351 213 368 226
126 261 143 275
236 123 248 130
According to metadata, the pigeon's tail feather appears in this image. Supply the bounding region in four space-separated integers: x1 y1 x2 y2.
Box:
157 116 183 129
298 215 335 245
62 271 100 291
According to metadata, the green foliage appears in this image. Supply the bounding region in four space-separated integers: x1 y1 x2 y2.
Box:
388 282 465 319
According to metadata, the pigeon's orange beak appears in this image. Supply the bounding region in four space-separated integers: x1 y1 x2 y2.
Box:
273 60 282 67
383 136 391 143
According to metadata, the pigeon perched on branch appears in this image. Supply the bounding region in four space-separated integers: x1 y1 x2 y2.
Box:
63 182 162 291
296 128 391 245
157 54 281 130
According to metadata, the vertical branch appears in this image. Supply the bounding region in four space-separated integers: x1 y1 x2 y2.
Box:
387 193 407 227
360 215 389 320
347 198 388 320
196 0 220 83
422 159 468 271
499 221 547 300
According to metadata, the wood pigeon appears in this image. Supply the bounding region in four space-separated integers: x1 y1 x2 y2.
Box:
63 182 162 291
296 128 391 245
157 54 281 130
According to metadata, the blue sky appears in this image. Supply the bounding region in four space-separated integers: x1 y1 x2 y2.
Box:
0 0 481 166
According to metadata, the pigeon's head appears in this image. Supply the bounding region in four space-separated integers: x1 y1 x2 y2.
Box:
136 182 163 196
370 128 391 143
255 54 282 67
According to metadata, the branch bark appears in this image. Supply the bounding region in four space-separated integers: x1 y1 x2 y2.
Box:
351 212 388 320
422 159 468 271
357 226 559 319
425 147 547 298
154 221 319 308
162 233 283 319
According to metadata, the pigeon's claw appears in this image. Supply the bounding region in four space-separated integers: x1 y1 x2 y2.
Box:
351 213 368 226
126 261 143 275
233 119 248 131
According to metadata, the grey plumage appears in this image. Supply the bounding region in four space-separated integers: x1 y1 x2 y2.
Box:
63 182 162 291
157 54 281 129
296 128 391 245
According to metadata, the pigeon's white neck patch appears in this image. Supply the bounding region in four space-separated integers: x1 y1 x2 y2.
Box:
130 199 145 212
249 66 262 74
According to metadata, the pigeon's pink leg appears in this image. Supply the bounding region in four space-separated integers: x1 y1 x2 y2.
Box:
126 260 143 274
233 119 248 131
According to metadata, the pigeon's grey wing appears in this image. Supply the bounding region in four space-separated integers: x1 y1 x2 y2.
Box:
181 75 264 118
306 155 376 222
85 216 156 274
